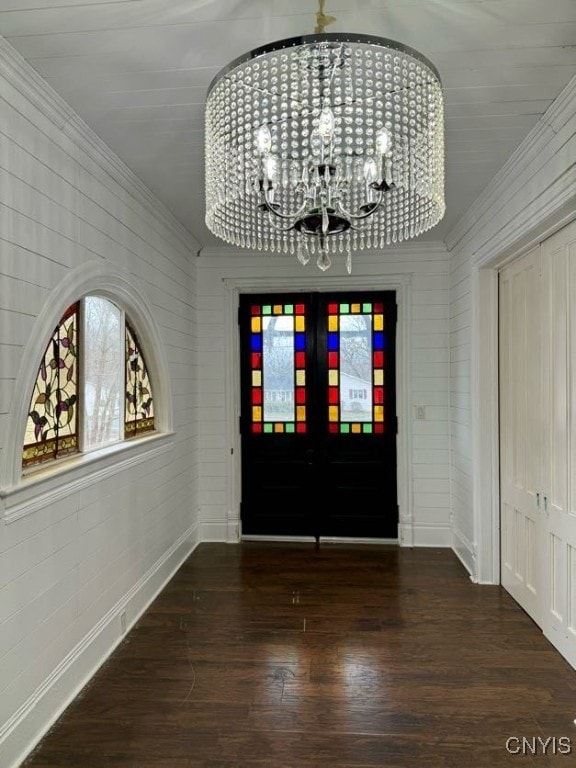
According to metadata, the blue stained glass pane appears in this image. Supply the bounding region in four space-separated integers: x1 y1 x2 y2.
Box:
295 333 306 351
251 334 262 351
327 333 339 351
373 332 385 350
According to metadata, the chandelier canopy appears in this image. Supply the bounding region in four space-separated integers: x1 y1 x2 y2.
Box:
205 33 445 272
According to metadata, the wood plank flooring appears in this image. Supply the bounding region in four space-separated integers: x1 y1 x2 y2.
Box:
23 543 576 767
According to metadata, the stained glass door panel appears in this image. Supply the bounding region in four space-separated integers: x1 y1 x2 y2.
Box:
239 291 397 539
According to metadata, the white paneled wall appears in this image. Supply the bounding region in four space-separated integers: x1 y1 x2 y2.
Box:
196 245 450 546
446 75 576 581
0 41 199 768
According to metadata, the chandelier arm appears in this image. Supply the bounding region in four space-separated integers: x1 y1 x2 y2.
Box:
261 189 309 222
335 188 385 222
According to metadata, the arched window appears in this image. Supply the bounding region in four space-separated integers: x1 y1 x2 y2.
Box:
22 296 155 469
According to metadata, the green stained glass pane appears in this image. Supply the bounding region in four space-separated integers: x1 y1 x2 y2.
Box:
262 305 272 315
264 423 273 433
362 303 372 313
284 304 294 314
285 423 295 433
340 303 350 313
340 424 350 433
363 424 373 433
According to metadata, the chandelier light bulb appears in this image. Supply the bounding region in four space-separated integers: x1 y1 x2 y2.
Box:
265 154 279 183
375 126 391 156
363 158 378 185
256 124 272 155
318 106 336 142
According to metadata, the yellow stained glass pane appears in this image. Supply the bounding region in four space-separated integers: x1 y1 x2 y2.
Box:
296 370 306 386
374 369 384 385
329 405 339 422
274 423 284 433
252 371 262 386
251 317 261 332
374 314 384 331
351 303 361 313
328 316 338 331
374 406 384 422
297 406 306 422
295 316 305 332
253 406 262 422
329 370 339 386
352 423 361 433
273 304 283 315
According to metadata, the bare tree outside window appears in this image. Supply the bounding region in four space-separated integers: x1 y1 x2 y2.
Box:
340 314 373 421
262 316 295 422
84 296 122 449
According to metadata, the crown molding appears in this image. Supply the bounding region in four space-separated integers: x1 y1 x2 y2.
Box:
445 74 576 254
0 36 200 257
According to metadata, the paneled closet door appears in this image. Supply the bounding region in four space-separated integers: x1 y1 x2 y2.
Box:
541 220 576 668
499 246 545 626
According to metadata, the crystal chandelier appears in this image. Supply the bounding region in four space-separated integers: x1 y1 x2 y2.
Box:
205 31 445 272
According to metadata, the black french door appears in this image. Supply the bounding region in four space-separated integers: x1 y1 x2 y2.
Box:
239 291 397 539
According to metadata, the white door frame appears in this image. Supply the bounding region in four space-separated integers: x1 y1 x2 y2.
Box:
470 201 576 584
222 274 413 544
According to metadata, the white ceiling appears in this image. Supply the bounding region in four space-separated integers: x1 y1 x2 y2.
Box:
1 0 575 249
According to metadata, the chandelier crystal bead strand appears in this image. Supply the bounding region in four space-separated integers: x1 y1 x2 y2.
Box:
205 33 445 272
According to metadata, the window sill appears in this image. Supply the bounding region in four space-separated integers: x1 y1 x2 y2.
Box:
0 431 175 524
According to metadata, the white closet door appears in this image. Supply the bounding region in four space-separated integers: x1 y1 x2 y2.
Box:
541 219 576 668
499 246 544 626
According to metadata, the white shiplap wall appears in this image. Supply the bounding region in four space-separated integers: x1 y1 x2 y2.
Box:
196 245 450 546
0 41 199 768
447 75 576 581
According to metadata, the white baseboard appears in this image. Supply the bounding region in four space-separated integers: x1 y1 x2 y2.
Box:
1 523 200 768
452 528 477 579
400 524 451 548
201 520 228 541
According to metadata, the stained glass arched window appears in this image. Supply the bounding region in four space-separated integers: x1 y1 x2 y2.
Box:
23 298 155 469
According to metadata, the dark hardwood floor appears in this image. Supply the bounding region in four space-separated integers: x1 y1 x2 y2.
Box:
23 543 576 767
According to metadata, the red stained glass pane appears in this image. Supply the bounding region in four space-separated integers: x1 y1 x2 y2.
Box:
251 352 262 368
374 303 384 313
374 387 384 404
295 303 305 315
252 423 263 433
329 424 339 434
328 387 339 404
328 351 338 368
296 388 306 404
373 351 384 367
251 305 260 315
296 423 307 433
328 303 338 314
295 351 306 368
252 389 262 404
374 423 385 434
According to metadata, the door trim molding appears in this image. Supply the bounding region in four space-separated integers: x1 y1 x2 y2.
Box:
223 275 412 545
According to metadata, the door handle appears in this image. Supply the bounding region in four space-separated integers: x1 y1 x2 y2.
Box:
306 448 314 466
543 495 549 516
536 492 540 508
